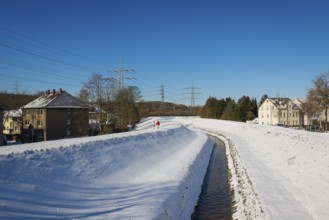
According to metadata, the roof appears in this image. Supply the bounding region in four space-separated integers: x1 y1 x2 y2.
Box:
24 90 88 109
4 109 22 118
267 98 300 110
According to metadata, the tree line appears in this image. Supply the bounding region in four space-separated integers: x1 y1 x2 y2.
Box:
199 96 258 122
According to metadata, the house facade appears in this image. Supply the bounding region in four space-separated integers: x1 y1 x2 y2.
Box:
3 109 22 141
22 89 89 142
258 98 303 127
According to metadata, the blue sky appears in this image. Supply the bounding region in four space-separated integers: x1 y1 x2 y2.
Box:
1 0 329 105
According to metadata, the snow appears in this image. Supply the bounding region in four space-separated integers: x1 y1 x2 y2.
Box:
1 116 329 219
0 117 213 219
172 117 329 220
23 91 88 109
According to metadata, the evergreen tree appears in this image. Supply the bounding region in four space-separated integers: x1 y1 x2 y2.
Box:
259 94 268 107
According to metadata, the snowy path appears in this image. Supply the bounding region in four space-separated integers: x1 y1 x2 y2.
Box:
173 117 329 220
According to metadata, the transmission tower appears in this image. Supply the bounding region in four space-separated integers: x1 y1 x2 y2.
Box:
160 83 165 110
183 84 202 110
108 56 135 90
13 80 19 94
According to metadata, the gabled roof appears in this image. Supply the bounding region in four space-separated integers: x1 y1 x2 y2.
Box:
267 98 300 109
24 90 88 109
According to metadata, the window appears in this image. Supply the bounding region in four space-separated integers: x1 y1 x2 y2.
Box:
67 109 71 113
67 120 71 125
38 109 43 115
67 130 71 136
38 120 43 127
24 120 29 126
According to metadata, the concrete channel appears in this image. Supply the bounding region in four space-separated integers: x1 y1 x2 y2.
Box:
191 135 232 219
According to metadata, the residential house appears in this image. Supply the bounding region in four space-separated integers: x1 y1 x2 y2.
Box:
258 98 303 127
22 89 89 142
3 109 22 141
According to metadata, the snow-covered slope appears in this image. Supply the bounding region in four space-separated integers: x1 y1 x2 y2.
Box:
0 119 213 219
173 117 329 220
2 116 328 219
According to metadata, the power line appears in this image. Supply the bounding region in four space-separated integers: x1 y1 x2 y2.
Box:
0 26 109 67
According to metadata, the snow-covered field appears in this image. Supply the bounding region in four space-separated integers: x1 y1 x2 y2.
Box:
1 116 328 219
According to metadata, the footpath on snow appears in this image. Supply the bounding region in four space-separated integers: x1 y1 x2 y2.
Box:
173 117 329 220
0 117 213 219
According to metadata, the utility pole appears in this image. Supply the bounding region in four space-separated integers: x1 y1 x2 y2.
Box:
183 84 202 112
109 56 135 90
160 84 165 110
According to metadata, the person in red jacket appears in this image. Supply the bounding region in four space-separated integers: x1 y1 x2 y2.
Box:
155 120 160 128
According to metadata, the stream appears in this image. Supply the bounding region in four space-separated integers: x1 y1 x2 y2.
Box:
191 136 231 219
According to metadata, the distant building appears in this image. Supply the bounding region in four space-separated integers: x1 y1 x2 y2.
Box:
258 98 303 127
3 109 22 141
22 89 89 142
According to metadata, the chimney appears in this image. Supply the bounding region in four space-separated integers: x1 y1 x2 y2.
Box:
59 88 63 94
52 89 56 94
47 89 50 95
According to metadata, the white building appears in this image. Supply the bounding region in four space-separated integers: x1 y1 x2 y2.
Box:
258 98 303 127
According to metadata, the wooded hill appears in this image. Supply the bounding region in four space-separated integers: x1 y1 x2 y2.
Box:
0 92 39 110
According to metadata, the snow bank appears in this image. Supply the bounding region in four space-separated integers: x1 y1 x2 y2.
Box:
173 117 329 220
0 119 213 219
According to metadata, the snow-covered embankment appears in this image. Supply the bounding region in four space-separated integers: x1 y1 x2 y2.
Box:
0 120 213 219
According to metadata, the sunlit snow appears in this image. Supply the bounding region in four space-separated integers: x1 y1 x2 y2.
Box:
1 116 328 219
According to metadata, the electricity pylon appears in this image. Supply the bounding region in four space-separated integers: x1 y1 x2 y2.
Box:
183 84 202 111
160 83 165 110
109 56 135 90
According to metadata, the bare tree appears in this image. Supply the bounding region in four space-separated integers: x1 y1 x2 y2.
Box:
302 90 319 126
80 73 117 133
306 71 329 131
113 86 142 130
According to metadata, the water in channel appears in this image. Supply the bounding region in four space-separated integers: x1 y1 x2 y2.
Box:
191 136 232 220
